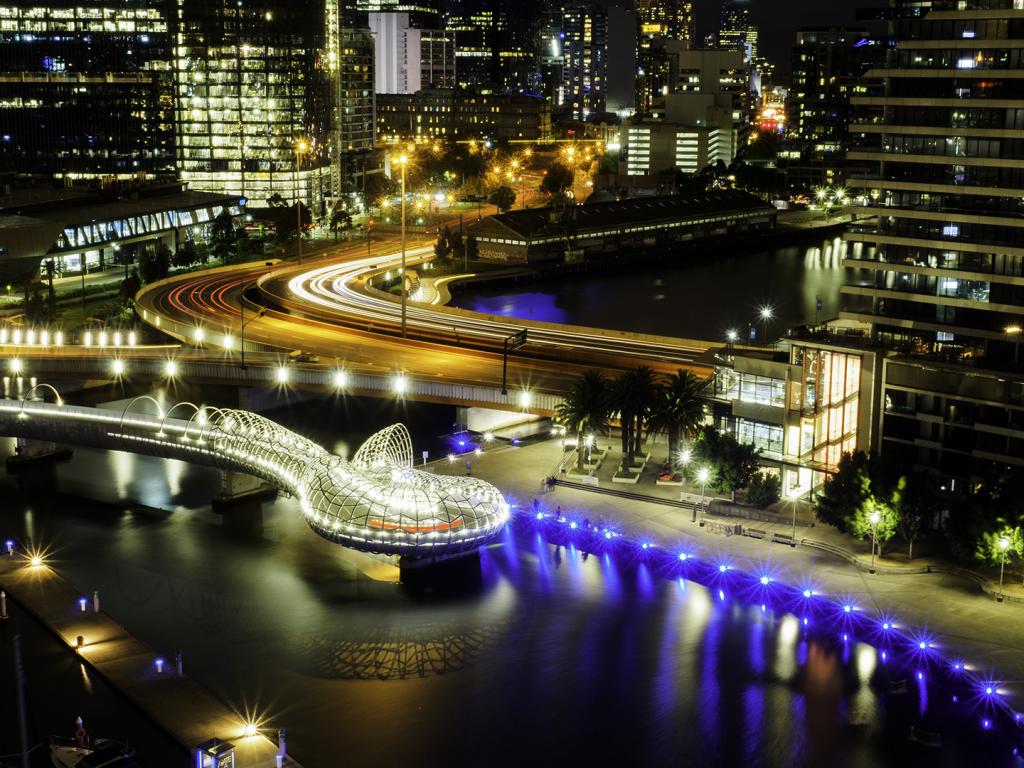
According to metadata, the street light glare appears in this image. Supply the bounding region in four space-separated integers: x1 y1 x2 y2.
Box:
697 467 710 484
726 329 738 343
999 537 1011 551
870 511 881 525
759 305 774 321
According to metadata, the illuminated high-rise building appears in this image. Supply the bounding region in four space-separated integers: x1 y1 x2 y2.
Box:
636 0 693 45
719 0 757 61
841 0 1024 485
172 0 337 210
0 1 176 178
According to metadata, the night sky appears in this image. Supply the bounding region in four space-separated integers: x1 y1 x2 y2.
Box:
692 0 891 74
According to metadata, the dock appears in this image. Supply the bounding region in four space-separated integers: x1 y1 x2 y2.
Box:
0 554 300 767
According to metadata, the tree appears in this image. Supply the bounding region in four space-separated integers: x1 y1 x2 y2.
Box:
540 162 574 199
649 370 707 468
555 370 611 472
273 202 312 244
43 259 56 318
434 230 452 260
267 192 288 208
814 452 872 533
610 370 643 472
363 172 397 212
120 269 141 304
850 493 900 555
746 472 781 508
139 244 170 283
489 185 517 213
329 208 353 242
210 210 236 263
690 427 760 496
976 526 1024 581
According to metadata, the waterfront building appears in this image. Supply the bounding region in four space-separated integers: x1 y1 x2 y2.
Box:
0 181 243 281
840 0 1024 487
0 1 176 179
708 334 881 497
779 27 887 190
376 88 551 141
618 120 732 177
467 189 776 264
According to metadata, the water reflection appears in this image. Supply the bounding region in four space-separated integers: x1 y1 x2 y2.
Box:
1 432 1021 766
454 236 872 340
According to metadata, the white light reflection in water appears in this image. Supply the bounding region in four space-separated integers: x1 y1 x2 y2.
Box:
774 614 800 681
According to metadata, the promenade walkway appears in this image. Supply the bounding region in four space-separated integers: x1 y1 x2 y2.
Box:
0 556 300 767
437 435 1024 699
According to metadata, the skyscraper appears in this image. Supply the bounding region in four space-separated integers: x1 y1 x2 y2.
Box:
560 3 608 119
173 0 335 210
635 0 694 114
635 0 694 45
842 0 1024 484
0 1 176 178
781 27 887 189
719 0 757 61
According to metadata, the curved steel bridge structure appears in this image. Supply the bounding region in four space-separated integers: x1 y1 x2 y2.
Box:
0 397 509 559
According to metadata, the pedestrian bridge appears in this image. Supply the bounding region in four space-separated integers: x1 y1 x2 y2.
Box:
0 396 510 560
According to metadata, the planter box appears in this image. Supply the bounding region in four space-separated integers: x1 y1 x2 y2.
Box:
612 472 641 484
656 478 684 487
577 474 599 487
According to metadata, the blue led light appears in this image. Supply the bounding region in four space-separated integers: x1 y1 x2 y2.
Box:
983 718 992 730
718 564 729 573
569 521 577 529
604 531 612 540
677 553 689 562
986 686 995 695
802 589 813 598
882 622 891 630
535 512 544 520
641 542 649 550
759 575 771 586
843 604 853 613
718 589 725 601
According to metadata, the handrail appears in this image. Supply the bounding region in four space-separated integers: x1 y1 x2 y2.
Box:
118 395 164 431
19 383 63 417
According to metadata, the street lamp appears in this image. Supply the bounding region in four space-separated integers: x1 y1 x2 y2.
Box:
696 466 710 525
239 278 265 371
394 153 410 338
997 536 1010 603
869 510 881 574
788 488 801 546
294 139 309 264
758 305 774 347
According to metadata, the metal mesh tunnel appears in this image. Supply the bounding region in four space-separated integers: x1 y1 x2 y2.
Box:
0 399 510 559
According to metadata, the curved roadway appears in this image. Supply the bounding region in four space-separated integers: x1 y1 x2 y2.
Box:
136 236 715 403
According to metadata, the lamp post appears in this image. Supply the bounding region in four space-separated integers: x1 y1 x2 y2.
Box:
697 466 710 526
788 488 800 546
758 305 774 347
997 536 1010 603
294 139 309 264
869 510 881 574
239 278 265 371
395 153 410 338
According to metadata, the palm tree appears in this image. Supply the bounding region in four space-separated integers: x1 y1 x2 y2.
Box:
610 371 641 472
554 370 610 471
649 369 708 469
630 365 658 458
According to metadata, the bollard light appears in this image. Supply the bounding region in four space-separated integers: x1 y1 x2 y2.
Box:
155 657 165 674
78 597 87 612
5 540 13 555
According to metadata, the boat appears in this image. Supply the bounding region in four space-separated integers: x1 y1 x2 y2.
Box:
50 736 138 768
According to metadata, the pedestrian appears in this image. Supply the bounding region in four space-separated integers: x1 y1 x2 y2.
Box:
555 505 563 521
465 459 472 476
532 498 540 514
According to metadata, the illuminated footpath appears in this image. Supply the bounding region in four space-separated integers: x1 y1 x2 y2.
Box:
0 395 509 559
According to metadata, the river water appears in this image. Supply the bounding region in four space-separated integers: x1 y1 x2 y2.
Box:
452 235 867 342
0 394 1019 767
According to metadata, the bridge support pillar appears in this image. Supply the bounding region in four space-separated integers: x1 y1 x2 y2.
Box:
212 470 277 508
6 438 72 471
457 407 542 435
